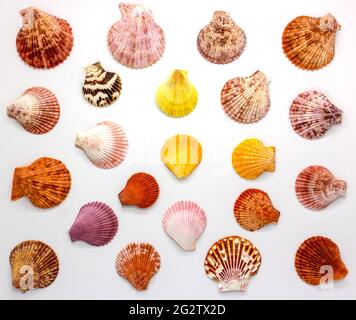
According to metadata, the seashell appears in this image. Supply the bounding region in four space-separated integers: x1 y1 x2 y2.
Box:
9 240 59 292
156 70 198 118
282 14 341 71
75 121 128 169
221 71 270 123
197 11 246 64
69 202 118 246
162 201 207 251
108 3 165 69
115 242 161 290
204 235 262 292
82 62 122 107
118 172 159 208
295 165 346 211
289 91 342 140
232 138 275 180
161 134 202 179
295 236 348 285
234 189 280 231
16 7 73 69
7 87 60 134
11 157 71 208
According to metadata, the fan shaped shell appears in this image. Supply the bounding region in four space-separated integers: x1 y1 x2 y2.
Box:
197 11 246 64
162 201 207 251
75 121 128 169
295 165 346 211
69 202 119 246
295 236 348 285
282 14 340 71
108 3 165 69
7 87 60 134
115 242 161 290
232 138 275 180
11 157 71 208
16 7 73 69
234 189 280 231
9 240 59 292
204 235 261 291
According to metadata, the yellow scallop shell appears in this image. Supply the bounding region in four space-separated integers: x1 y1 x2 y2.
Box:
156 70 198 118
161 134 202 179
232 138 275 180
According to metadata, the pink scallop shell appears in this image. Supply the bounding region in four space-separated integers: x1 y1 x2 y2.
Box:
162 201 207 251
69 201 118 246
108 3 165 69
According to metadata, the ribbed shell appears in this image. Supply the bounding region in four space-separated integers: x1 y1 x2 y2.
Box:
119 172 159 208
108 3 165 69
295 165 346 211
7 87 60 134
82 62 122 107
234 189 280 231
161 134 203 179
221 71 270 123
289 91 342 140
204 236 261 292
75 121 128 169
232 138 275 180
282 14 340 71
197 11 246 64
162 201 207 251
11 157 71 208
16 7 73 69
9 240 59 292
156 70 198 118
69 202 119 246
115 242 161 290
295 236 348 285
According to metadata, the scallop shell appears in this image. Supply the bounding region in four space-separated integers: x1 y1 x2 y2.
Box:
16 7 73 69
108 3 165 69
289 91 342 140
295 165 346 211
295 236 348 285
11 157 71 208
282 14 340 71
156 70 198 118
7 87 60 134
197 11 246 64
9 240 59 292
118 172 159 208
204 236 261 292
75 121 128 169
234 189 280 231
115 242 161 290
162 201 207 251
232 138 275 180
69 202 118 246
82 62 122 107
221 71 270 123
161 134 202 179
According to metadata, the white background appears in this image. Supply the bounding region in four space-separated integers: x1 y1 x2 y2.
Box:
0 0 355 300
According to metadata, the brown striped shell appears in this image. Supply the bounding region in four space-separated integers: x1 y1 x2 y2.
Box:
11 157 71 208
295 236 348 285
9 240 59 292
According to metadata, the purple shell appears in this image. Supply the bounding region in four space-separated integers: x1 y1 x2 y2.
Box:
69 201 118 246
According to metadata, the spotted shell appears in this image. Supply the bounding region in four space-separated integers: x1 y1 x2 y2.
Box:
9 240 59 292
11 157 71 208
282 14 340 71
295 236 348 285
295 165 346 211
115 242 161 290
16 7 73 69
